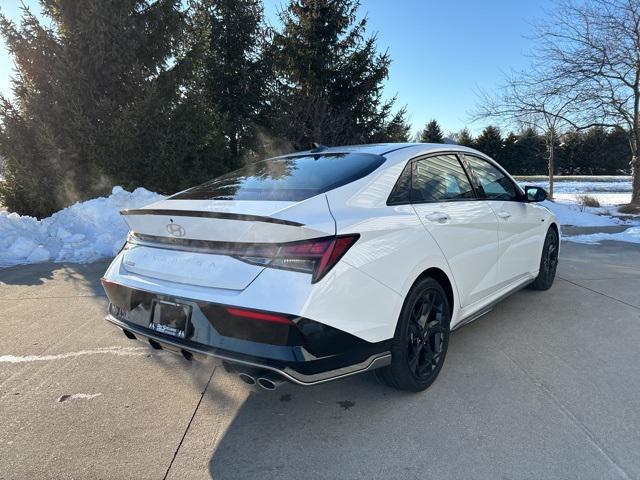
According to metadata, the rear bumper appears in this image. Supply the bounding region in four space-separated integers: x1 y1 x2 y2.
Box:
102 280 391 386
106 314 390 385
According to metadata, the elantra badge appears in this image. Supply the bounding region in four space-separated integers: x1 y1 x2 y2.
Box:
166 223 186 237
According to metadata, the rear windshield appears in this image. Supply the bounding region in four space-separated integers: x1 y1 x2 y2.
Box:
170 153 386 201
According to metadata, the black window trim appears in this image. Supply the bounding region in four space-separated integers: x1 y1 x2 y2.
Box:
386 151 480 206
459 153 526 202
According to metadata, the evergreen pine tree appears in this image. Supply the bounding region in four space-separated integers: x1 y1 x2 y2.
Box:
419 120 444 143
500 132 518 171
183 0 266 174
455 128 474 147
558 127 630 175
473 126 503 160
267 0 395 150
604 127 632 174
0 1 184 217
372 107 412 142
512 128 546 175
579 126 609 175
558 130 582 175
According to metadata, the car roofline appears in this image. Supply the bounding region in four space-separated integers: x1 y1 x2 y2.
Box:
278 143 488 158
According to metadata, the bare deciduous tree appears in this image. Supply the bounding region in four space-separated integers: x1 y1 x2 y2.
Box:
475 75 579 199
476 0 640 205
533 0 640 205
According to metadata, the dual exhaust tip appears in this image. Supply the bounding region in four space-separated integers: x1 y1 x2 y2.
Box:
224 362 286 391
238 371 285 391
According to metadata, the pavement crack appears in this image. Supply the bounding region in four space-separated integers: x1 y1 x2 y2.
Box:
495 345 634 480
162 365 216 480
558 276 640 310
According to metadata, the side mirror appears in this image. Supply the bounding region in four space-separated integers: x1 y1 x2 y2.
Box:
524 186 547 202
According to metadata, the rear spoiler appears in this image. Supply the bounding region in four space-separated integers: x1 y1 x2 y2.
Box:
120 209 304 227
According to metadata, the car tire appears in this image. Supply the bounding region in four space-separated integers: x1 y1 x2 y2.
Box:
529 227 559 291
376 277 451 392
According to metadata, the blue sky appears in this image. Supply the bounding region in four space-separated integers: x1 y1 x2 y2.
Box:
0 0 554 135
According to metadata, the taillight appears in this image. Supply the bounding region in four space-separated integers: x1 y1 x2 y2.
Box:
236 234 360 283
225 307 292 325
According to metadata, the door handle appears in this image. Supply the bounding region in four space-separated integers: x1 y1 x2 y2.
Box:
425 212 450 223
497 211 511 219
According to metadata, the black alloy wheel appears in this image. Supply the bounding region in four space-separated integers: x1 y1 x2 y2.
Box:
377 277 450 392
406 289 448 379
530 228 559 291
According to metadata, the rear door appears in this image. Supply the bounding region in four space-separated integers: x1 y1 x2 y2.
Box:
408 154 500 307
462 154 545 288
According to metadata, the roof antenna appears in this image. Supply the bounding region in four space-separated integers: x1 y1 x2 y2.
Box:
310 142 328 152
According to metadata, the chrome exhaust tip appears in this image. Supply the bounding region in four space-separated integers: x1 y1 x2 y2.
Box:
257 373 285 391
238 372 256 385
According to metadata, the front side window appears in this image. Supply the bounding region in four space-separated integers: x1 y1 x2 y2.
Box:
171 153 386 202
411 155 475 203
464 155 519 201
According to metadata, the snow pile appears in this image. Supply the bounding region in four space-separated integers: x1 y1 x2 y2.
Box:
541 199 624 227
564 227 640 245
0 187 164 268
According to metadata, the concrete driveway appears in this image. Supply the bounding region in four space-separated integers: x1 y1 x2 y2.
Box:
1 238 640 480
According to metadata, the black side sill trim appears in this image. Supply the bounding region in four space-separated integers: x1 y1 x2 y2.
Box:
120 209 304 227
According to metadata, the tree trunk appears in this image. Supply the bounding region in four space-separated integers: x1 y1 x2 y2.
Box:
547 131 554 200
631 122 640 205
631 154 640 205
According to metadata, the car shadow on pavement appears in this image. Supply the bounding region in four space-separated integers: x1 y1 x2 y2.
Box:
204 307 521 480
207 370 417 479
0 260 111 293
204 277 628 480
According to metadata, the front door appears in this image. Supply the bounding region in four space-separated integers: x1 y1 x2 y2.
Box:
410 154 500 307
462 154 545 289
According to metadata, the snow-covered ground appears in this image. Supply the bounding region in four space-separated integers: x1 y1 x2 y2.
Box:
544 199 640 244
0 177 638 269
520 177 633 227
517 176 632 211
0 187 163 268
517 176 640 244
541 200 623 227
565 227 640 245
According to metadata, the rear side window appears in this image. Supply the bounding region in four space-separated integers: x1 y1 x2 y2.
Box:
463 155 519 200
387 162 412 205
411 155 475 202
170 153 386 201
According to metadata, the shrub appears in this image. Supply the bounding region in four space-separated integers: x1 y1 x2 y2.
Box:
576 194 600 211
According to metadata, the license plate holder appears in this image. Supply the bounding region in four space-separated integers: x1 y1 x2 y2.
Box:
149 300 192 339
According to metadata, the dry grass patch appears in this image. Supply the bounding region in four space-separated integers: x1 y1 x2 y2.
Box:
618 204 640 214
576 194 600 211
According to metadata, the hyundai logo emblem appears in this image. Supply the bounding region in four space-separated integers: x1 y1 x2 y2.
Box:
166 223 186 237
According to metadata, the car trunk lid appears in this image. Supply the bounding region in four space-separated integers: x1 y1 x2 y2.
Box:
119 195 335 290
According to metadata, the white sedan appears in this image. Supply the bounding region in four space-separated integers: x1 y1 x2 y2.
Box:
102 143 559 392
